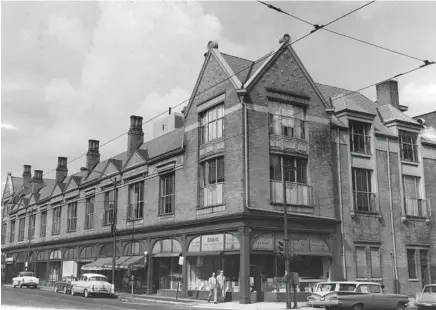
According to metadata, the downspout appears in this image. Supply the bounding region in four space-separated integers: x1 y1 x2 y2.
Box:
237 88 249 211
336 128 347 280
386 137 400 293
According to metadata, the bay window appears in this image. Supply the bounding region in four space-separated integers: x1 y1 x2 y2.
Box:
349 121 371 154
269 102 305 139
200 104 224 144
200 157 224 207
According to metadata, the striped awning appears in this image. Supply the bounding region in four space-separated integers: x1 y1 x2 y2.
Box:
81 256 144 271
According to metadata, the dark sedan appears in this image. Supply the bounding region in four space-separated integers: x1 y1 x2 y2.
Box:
54 276 77 294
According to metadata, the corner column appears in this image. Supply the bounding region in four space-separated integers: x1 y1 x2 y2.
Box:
239 226 251 304
180 235 188 298
146 239 154 295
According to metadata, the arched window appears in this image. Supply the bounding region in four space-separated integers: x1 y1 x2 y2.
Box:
37 251 49 261
80 246 97 259
49 250 62 260
64 248 76 260
100 243 120 257
124 242 146 255
16 252 27 262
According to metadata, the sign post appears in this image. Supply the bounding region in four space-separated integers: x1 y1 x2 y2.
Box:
176 253 183 301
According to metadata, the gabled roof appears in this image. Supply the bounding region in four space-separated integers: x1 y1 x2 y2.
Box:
38 179 57 201
330 94 374 115
2 176 24 202
139 127 184 161
378 104 421 126
63 175 82 193
221 53 254 85
84 152 128 183
123 149 148 170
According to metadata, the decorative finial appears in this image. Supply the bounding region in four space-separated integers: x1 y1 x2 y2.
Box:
207 41 219 50
279 34 291 44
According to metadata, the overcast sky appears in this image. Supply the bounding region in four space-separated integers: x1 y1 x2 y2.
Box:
2 1 436 187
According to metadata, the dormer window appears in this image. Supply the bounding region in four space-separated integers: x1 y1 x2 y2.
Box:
269 102 305 139
399 131 418 162
200 104 224 145
349 121 371 155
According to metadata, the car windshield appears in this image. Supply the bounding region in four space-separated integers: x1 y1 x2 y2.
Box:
20 272 35 277
424 285 436 293
315 284 337 292
89 276 106 281
338 284 357 292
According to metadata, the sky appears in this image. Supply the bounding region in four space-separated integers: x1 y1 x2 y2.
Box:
1 0 436 188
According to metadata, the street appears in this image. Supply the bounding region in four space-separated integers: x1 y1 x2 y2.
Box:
1 286 194 310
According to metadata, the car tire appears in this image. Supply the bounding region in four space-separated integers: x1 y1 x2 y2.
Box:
19 283 23 288
353 304 364 310
84 289 90 298
71 287 75 296
63 287 68 294
395 303 406 310
34 285 38 289
54 285 58 293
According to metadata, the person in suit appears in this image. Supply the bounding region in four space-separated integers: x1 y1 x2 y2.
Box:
216 270 226 302
207 272 217 303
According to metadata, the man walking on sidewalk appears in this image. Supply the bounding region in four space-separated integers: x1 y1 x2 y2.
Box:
207 272 217 304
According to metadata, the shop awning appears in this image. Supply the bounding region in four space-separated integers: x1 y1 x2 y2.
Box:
81 256 144 271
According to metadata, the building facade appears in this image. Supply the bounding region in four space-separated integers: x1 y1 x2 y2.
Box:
2 34 436 302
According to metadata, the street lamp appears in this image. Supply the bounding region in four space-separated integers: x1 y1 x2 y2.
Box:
81 167 118 290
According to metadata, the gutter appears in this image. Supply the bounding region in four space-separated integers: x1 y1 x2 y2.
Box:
236 89 250 212
337 128 347 280
386 137 400 292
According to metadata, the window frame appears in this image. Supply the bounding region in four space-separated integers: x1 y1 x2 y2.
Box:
268 102 306 140
399 131 418 162
104 190 115 226
352 168 374 213
85 196 95 230
355 246 368 279
9 220 15 243
199 104 224 145
40 211 47 237
407 249 417 280
1 222 7 245
18 217 25 242
52 206 61 236
349 121 371 154
28 213 36 240
199 157 225 208
159 172 175 215
67 202 77 233
355 245 382 280
402 175 426 217
128 181 144 220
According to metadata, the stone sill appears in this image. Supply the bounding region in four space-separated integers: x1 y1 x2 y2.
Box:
409 279 420 283
401 160 419 166
270 202 314 209
196 204 226 215
157 214 175 220
351 152 372 158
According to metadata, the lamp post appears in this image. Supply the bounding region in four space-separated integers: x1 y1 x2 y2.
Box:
81 167 118 290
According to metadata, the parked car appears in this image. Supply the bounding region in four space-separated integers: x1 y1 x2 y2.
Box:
12 271 40 288
415 284 436 309
54 276 77 294
307 281 409 310
70 273 115 298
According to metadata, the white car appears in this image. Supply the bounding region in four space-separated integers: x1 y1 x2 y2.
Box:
70 273 115 298
12 271 40 288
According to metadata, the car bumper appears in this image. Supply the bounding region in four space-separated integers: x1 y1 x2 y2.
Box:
307 300 341 307
415 302 436 307
91 289 114 295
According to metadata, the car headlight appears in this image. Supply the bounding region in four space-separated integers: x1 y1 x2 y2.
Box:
327 295 338 300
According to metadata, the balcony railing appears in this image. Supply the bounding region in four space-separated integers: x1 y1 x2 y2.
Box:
200 183 223 208
404 197 431 218
270 181 313 206
350 134 371 155
353 191 378 213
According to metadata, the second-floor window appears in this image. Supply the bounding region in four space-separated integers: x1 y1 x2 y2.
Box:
269 102 305 139
10 220 15 243
28 213 36 240
200 104 224 144
18 218 25 242
200 157 224 207
403 175 426 217
52 206 61 235
352 168 374 213
1 223 7 245
159 172 175 215
269 154 310 205
400 131 418 162
128 182 144 220
40 211 47 237
67 202 77 232
104 190 115 225
349 121 371 154
85 197 94 230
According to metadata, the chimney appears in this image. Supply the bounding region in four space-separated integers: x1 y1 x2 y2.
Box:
86 140 100 170
22 165 32 191
127 115 144 156
376 80 408 112
56 157 68 183
31 170 44 193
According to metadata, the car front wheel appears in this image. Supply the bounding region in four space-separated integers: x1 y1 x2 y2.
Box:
84 289 90 298
63 287 68 294
71 287 75 296
395 303 406 310
54 285 58 293
353 304 364 310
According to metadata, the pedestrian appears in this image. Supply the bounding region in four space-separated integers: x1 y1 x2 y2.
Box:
207 272 217 303
216 270 226 302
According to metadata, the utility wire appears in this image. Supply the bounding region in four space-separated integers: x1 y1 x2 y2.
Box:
257 1 432 63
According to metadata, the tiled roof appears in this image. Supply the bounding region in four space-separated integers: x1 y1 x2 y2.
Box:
378 104 420 125
139 127 184 160
421 126 436 144
85 152 128 182
221 53 253 85
331 95 372 115
38 178 57 201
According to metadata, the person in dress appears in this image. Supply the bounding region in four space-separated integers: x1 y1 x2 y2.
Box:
207 272 217 303
216 270 226 302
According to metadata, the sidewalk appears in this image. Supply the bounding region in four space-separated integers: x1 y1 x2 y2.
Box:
191 302 312 310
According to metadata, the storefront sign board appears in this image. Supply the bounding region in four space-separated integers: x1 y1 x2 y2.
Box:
251 233 330 254
224 234 240 250
201 234 224 252
251 234 274 251
188 237 201 252
310 238 330 253
188 233 240 252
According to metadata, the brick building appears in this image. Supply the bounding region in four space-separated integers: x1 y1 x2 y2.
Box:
2 34 435 302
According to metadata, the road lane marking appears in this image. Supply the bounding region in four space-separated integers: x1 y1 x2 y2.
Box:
4 288 140 310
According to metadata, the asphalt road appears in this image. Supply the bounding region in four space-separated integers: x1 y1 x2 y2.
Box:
1 286 195 310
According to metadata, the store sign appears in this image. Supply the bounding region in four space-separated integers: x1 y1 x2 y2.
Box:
310 238 330 253
5 257 14 263
188 233 240 252
251 234 274 251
